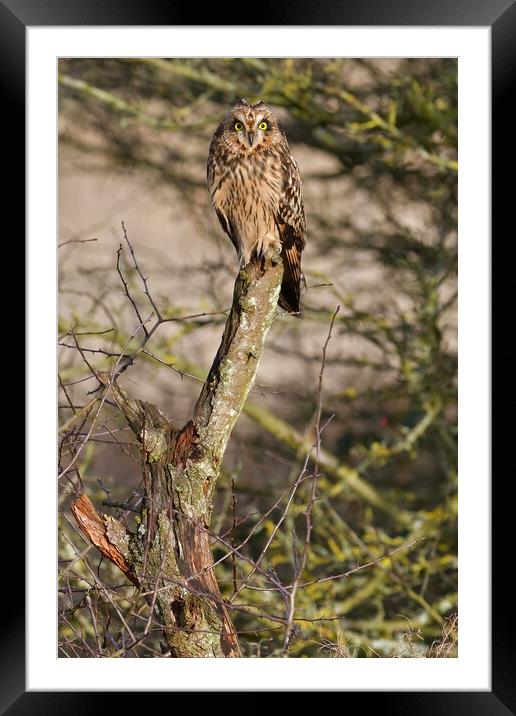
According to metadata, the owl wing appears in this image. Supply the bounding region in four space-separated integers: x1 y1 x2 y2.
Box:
276 151 306 315
214 209 240 255
207 122 241 256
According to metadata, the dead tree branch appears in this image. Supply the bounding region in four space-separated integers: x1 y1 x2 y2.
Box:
71 255 284 657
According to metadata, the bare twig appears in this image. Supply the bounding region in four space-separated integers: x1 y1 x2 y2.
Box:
283 306 340 654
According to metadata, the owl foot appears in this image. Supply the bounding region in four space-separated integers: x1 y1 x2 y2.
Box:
262 242 282 266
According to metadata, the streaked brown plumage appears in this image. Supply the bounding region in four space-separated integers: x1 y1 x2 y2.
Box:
207 99 306 314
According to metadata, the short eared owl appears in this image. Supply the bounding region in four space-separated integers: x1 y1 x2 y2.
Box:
207 99 306 314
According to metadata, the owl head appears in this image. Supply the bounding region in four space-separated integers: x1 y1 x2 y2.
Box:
222 99 284 154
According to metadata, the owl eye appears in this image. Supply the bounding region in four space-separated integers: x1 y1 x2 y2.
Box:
234 122 243 131
258 121 268 131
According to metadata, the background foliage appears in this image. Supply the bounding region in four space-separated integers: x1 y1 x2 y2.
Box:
58 58 457 658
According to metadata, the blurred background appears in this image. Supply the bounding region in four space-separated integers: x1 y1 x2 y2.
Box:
58 58 457 658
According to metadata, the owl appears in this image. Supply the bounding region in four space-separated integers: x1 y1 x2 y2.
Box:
207 99 306 315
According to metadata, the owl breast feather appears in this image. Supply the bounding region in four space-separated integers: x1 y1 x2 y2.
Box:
210 152 283 264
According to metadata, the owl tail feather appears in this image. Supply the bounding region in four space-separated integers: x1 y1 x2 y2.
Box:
277 240 304 318
278 280 303 318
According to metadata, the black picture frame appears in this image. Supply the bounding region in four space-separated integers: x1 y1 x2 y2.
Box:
7 0 508 712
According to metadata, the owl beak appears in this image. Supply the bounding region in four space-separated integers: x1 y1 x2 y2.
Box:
247 132 255 147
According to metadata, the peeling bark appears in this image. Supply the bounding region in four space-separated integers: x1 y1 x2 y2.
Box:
70 495 138 587
71 256 283 657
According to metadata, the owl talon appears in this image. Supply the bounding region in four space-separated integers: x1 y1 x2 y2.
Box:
263 243 282 265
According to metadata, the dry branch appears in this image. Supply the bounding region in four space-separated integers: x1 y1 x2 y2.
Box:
71 256 283 657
